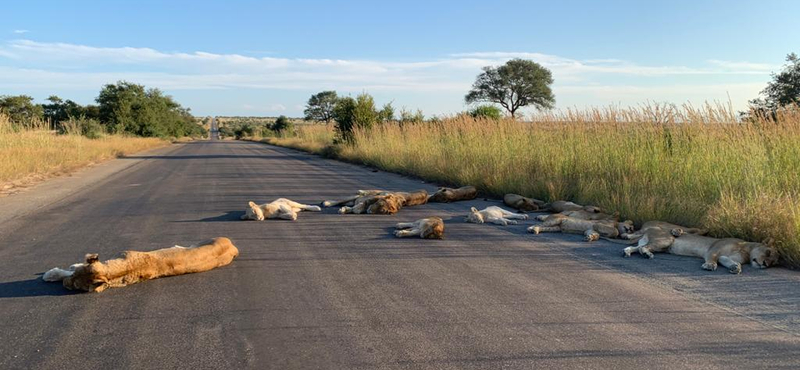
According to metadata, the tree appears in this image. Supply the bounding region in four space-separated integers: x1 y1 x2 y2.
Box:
43 95 88 125
750 53 800 110
399 108 424 124
378 102 395 122
332 93 379 141
465 59 555 118
0 95 44 124
304 91 338 122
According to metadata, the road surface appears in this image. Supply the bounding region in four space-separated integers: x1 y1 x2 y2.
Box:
1 135 799 369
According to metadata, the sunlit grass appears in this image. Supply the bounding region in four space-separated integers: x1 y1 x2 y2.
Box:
0 114 168 189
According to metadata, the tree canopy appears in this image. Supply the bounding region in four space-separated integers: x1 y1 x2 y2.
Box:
465 59 555 118
750 53 800 111
304 91 338 122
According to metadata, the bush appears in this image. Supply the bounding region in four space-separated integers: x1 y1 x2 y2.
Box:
272 115 294 133
57 117 105 139
469 105 503 120
333 93 380 142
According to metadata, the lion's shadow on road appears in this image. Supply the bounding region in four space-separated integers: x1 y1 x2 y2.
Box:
0 277 80 298
173 211 246 223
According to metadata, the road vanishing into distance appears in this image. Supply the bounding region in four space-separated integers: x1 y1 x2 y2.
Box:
1 132 799 369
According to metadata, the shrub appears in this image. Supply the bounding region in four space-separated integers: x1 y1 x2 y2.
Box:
469 105 503 120
272 115 294 133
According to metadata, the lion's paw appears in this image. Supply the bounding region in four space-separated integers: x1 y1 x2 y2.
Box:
585 232 600 242
338 207 349 214
728 264 742 274
623 247 634 257
527 226 540 234
520 214 529 220
701 262 717 271
307 206 322 212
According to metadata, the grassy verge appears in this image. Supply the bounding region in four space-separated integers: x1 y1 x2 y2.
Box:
260 104 800 268
0 114 169 193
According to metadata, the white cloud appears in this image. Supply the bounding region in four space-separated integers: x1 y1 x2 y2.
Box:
12 30 29 34
0 40 776 113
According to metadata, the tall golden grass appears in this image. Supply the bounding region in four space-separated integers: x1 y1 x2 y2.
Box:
0 114 167 190
268 103 800 268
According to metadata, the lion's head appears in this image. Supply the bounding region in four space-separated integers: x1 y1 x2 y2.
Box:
241 201 265 221
422 217 445 239
429 188 453 203
367 194 403 215
617 220 635 235
465 207 484 224
62 254 109 292
750 239 779 269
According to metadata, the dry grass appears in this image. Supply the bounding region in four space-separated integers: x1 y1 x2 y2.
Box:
0 114 168 192
264 124 336 154
265 103 800 268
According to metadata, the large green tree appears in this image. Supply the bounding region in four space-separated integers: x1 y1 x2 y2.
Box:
465 59 555 118
0 95 44 124
304 90 338 122
750 53 800 110
332 93 379 141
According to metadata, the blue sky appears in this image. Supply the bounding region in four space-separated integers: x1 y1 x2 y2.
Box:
1 0 798 117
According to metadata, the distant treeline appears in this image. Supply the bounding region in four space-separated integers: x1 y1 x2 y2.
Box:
0 81 206 138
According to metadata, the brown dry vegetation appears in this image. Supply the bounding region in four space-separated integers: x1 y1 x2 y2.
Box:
0 114 168 193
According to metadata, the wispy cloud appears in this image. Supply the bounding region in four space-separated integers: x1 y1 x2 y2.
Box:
12 30 29 34
0 40 776 113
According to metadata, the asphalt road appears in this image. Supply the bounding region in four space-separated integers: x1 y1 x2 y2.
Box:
1 137 799 369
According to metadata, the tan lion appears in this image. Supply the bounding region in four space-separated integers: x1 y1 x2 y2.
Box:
43 237 239 292
241 198 321 221
323 189 428 215
602 221 709 258
394 217 445 239
542 200 604 214
503 194 547 212
429 186 478 203
612 230 778 274
535 209 619 222
527 214 634 241
465 206 528 226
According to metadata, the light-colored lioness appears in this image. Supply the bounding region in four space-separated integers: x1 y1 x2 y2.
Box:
609 226 778 274
323 189 428 215
43 237 239 292
503 194 547 212
394 217 445 239
527 214 634 241
465 206 528 226
241 198 322 221
429 186 478 203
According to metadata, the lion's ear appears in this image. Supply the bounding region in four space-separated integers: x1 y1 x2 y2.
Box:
248 201 257 208
85 253 99 264
470 207 478 213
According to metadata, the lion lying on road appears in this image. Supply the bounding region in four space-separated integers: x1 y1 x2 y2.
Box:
241 198 321 221
429 186 477 203
323 189 428 215
43 237 239 292
536 209 619 221
528 214 634 241
465 206 528 226
503 194 547 212
609 227 778 274
542 200 604 214
394 217 445 239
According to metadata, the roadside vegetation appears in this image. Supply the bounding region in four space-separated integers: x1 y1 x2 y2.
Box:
0 80 204 191
0 113 167 192
258 54 800 267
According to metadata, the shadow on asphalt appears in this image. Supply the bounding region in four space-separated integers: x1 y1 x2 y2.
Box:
174 211 245 222
0 277 79 298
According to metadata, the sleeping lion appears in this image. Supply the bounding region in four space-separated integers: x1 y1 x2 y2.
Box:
43 237 239 292
241 198 321 221
465 206 528 226
323 189 428 215
394 217 445 239
503 194 547 212
429 186 477 203
528 213 634 241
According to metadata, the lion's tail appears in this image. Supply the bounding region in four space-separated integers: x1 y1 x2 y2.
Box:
600 236 640 245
